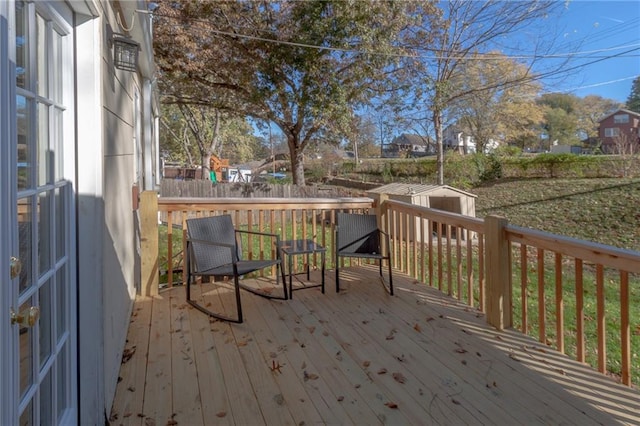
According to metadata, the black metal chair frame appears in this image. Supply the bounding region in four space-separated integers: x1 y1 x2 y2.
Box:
185 215 286 323
335 212 393 295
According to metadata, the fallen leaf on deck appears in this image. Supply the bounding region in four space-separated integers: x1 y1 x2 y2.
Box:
392 372 406 383
377 368 387 375
237 341 248 347
122 346 136 364
216 412 227 418
413 324 421 332
304 371 319 381
385 402 398 409
451 398 461 405
455 348 467 354
426 316 435 322
363 360 371 367
167 420 177 425
337 396 344 401
308 326 316 334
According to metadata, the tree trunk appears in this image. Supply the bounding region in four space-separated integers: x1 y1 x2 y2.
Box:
287 133 306 186
433 110 444 185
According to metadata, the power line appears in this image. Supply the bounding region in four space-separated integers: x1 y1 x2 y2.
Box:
153 11 640 61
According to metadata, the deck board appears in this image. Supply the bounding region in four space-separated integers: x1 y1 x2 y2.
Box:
111 265 640 425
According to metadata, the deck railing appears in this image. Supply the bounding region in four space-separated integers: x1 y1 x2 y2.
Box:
139 191 639 387
380 196 640 387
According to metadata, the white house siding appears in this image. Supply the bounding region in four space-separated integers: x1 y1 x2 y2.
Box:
73 1 157 423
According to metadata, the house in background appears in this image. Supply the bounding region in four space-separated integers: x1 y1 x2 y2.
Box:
383 133 435 158
443 125 476 154
1 1 159 424
597 108 640 154
443 125 499 154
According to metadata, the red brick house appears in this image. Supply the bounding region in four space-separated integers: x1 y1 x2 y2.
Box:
597 108 640 153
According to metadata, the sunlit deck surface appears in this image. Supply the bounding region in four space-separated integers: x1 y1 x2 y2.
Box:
110 265 640 425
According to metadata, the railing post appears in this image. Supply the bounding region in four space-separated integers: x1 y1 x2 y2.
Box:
140 191 159 296
485 215 511 330
375 193 389 231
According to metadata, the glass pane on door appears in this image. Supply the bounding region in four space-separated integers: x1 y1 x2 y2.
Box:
17 196 33 295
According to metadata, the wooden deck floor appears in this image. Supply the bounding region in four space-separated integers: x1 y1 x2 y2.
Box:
110 265 640 425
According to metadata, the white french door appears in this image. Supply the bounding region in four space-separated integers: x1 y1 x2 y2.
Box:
1 1 77 424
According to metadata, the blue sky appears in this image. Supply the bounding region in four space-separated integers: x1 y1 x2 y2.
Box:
543 0 640 103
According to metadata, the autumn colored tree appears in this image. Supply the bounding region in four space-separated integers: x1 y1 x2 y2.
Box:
574 95 621 139
153 1 434 185
449 52 544 153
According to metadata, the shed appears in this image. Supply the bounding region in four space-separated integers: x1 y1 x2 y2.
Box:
367 183 477 241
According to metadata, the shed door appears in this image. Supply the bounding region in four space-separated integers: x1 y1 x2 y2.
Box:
1 1 77 424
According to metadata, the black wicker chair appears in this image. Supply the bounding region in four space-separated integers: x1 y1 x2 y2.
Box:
185 215 285 323
335 212 393 295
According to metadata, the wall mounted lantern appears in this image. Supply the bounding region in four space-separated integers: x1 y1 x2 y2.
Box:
111 32 139 72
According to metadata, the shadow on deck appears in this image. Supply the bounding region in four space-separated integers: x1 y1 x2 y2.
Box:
110 265 639 425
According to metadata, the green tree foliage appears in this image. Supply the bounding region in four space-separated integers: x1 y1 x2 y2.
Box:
160 103 260 174
537 93 581 146
154 1 433 185
626 76 640 113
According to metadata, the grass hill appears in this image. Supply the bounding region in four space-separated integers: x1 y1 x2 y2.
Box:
471 178 640 251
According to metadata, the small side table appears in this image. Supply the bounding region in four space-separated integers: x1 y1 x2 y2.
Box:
278 239 326 299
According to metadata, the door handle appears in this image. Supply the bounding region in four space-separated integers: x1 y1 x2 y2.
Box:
10 256 22 279
10 306 40 327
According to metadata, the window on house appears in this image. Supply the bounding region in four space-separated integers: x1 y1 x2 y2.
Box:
614 114 629 124
604 128 620 137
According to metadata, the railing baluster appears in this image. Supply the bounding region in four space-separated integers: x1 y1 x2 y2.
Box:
575 259 585 362
537 248 546 344
596 264 606 374
555 252 564 354
620 270 630 386
167 211 174 289
520 244 528 334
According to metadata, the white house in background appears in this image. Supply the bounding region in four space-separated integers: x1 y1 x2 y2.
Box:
443 125 499 154
1 1 159 424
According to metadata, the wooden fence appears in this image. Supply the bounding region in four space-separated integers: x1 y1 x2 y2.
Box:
160 179 363 198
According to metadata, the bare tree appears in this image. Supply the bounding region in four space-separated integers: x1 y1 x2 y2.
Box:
611 133 639 177
405 0 569 184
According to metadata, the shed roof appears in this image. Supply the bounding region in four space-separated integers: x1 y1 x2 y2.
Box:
367 183 477 198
